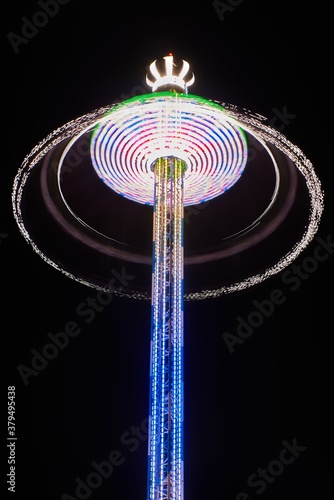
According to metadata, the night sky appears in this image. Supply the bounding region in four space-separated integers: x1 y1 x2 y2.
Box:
2 2 333 499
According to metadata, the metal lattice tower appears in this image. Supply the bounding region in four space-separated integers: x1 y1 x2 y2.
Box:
145 56 193 499
148 156 186 500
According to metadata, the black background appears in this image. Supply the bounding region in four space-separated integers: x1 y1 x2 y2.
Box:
2 1 333 499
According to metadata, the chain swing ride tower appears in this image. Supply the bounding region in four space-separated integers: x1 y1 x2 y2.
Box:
12 54 324 500
148 153 185 500
145 55 192 500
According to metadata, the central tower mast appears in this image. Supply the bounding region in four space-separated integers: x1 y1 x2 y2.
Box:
146 55 194 500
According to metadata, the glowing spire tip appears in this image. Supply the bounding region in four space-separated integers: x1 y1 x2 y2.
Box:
146 55 195 94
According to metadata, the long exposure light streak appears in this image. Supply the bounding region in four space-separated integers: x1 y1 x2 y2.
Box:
11 54 324 500
89 93 248 206
11 93 324 300
148 156 185 500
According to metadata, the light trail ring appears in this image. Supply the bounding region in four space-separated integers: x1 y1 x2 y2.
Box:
11 93 324 300
89 93 248 206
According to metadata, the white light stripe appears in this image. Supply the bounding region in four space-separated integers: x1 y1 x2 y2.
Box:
90 95 248 206
11 96 324 301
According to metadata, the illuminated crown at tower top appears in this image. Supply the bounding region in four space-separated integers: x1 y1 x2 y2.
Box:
146 54 195 94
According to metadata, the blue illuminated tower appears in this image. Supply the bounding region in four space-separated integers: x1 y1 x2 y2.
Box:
148 156 186 499
146 57 192 500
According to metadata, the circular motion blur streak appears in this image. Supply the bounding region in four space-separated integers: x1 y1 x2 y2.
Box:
12 95 324 300
89 94 248 206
